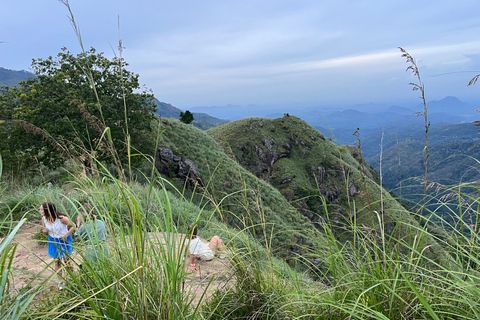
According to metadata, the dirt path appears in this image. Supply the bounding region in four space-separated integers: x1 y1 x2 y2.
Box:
8 222 234 306
10 222 62 292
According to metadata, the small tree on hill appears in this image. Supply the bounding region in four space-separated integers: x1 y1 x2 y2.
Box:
179 110 194 124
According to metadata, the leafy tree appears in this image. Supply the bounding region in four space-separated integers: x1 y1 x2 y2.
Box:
0 47 157 171
179 110 194 124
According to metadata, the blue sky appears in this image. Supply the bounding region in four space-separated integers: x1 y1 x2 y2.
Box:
1 0 479 109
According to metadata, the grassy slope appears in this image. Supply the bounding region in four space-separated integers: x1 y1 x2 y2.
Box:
207 115 445 258
156 118 327 260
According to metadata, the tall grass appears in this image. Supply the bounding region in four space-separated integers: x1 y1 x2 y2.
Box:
0 154 47 319
19 166 217 319
2 152 480 319
399 47 430 220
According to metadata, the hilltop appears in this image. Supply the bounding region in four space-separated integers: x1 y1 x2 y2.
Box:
153 117 327 262
153 115 445 266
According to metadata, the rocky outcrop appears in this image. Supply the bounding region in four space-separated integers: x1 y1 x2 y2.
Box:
241 136 291 179
155 147 204 189
311 166 326 184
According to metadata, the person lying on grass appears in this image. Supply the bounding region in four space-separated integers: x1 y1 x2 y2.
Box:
187 223 228 271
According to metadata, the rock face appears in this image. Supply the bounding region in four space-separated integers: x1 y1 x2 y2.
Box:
155 147 203 189
249 138 290 178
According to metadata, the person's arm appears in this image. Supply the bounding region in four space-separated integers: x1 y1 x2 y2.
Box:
186 237 196 271
190 255 196 271
42 216 48 235
74 216 83 240
60 216 75 241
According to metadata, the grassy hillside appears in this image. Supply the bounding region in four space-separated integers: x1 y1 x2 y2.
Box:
206 115 443 257
155 118 327 261
2 116 477 319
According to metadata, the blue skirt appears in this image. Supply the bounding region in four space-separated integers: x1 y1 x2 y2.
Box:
48 235 73 259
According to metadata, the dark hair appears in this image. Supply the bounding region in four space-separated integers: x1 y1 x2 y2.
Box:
41 202 61 222
79 203 96 220
188 223 198 239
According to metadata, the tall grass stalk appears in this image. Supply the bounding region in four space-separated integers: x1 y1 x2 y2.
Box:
399 47 430 219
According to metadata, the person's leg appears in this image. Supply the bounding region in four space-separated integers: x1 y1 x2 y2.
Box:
54 259 62 272
63 257 73 272
54 259 64 288
208 236 225 253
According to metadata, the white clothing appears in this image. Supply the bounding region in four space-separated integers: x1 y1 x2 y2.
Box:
189 237 214 260
43 217 68 239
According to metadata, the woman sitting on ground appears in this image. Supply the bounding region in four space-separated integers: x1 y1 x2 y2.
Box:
76 204 108 264
187 223 228 271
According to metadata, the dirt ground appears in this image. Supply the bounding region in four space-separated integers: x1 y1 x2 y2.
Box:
8 221 234 307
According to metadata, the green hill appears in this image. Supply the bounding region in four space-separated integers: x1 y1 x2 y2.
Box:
154 117 327 261
0 67 35 87
151 114 446 265
206 116 419 238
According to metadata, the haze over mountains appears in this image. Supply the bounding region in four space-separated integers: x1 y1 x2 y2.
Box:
3 66 478 144
189 96 479 145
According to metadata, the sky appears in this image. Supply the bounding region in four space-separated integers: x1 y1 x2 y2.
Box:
1 0 480 110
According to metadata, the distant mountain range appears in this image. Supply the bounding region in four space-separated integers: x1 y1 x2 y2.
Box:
0 67 35 87
190 96 479 143
153 99 229 130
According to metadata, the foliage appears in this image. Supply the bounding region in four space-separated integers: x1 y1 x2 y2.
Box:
180 110 194 124
0 121 479 319
0 48 157 171
0 160 41 319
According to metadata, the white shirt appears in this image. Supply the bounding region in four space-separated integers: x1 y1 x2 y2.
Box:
189 237 214 260
43 217 68 239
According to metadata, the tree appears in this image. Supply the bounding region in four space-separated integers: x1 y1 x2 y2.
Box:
179 110 194 124
0 47 157 171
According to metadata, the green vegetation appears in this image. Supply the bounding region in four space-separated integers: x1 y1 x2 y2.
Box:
1 155 480 319
179 110 194 124
154 118 325 261
206 116 432 253
0 47 157 173
0 7 478 318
